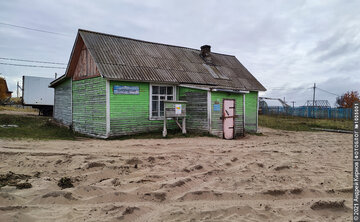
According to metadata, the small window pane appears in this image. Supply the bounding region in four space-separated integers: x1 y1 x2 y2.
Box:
160 111 164 117
152 101 158 111
167 87 173 94
160 86 166 94
160 101 164 112
167 96 173 100
152 86 159 94
152 111 158 117
152 96 158 101
160 96 165 100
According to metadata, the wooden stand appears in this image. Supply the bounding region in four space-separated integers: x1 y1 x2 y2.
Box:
163 117 186 137
162 101 187 137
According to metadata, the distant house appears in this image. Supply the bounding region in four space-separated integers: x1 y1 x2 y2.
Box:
0 77 12 102
49 29 266 139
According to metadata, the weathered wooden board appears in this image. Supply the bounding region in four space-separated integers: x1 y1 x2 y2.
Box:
54 78 72 126
179 88 208 132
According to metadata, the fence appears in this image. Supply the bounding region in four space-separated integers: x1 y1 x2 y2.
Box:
261 106 353 120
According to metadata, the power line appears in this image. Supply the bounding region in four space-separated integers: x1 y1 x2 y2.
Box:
0 57 66 65
268 87 311 91
0 62 66 69
0 22 71 37
316 87 340 97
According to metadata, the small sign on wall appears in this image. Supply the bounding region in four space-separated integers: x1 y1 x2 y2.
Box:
113 85 139 95
213 104 220 111
175 104 182 114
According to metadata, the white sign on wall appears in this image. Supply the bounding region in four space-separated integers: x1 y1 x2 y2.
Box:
175 104 182 115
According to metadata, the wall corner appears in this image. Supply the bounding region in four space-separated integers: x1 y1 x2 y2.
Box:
106 79 110 137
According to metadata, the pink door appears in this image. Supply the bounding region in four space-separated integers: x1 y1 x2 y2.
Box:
223 99 235 139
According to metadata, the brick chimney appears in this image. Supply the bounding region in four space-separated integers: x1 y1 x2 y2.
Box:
200 45 212 63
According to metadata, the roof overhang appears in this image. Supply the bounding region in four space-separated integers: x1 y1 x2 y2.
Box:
180 84 249 93
211 88 249 94
49 74 67 88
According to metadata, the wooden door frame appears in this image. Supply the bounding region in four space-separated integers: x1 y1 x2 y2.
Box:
222 99 235 139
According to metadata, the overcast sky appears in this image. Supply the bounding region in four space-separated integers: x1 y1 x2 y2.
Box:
0 0 359 106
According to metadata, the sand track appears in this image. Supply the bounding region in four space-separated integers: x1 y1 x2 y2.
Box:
0 127 352 221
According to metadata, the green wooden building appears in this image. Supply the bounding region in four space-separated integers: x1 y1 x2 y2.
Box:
50 29 266 139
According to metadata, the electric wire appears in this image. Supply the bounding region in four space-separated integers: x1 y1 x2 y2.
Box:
316 87 340 97
0 22 71 37
0 62 66 69
0 57 66 65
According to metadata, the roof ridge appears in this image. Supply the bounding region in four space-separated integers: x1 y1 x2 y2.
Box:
78 29 235 57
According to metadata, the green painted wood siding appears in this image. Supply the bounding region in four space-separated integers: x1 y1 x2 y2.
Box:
109 81 176 136
211 91 244 138
245 91 258 132
72 77 107 137
179 87 208 132
54 78 72 126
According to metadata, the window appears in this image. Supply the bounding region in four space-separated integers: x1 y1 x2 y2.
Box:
150 85 175 119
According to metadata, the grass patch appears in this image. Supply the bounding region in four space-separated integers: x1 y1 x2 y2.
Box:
259 115 353 131
0 105 37 112
0 114 81 140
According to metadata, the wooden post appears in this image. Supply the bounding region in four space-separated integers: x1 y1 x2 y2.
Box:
163 114 167 137
182 117 186 134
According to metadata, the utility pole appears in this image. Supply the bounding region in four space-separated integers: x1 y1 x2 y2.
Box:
312 83 316 118
16 81 22 98
291 101 295 108
290 101 295 116
17 81 19 98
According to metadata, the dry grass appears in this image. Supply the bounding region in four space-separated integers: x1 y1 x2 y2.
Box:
259 115 353 131
0 105 36 112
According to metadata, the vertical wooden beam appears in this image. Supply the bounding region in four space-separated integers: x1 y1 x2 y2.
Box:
163 114 167 137
182 117 186 134
207 90 211 133
243 93 245 135
256 92 259 133
70 78 73 125
106 79 110 137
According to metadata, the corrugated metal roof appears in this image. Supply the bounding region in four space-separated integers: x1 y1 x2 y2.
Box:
77 29 266 91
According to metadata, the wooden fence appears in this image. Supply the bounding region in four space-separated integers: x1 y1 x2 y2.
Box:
261 106 353 120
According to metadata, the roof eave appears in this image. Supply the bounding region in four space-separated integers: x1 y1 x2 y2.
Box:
49 74 67 88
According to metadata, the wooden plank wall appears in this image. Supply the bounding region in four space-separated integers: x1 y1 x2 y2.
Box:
72 77 107 137
179 87 208 132
245 91 258 132
73 45 100 81
109 81 177 136
53 78 72 126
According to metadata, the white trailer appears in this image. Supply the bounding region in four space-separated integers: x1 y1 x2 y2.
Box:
22 76 54 115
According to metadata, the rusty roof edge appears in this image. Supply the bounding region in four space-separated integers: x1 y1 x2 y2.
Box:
78 29 237 57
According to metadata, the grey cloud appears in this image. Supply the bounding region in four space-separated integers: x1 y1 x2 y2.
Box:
0 0 359 107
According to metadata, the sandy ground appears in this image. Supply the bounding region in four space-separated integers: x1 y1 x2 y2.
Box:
0 128 353 222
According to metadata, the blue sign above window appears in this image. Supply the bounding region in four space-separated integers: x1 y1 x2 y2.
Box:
113 85 139 95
